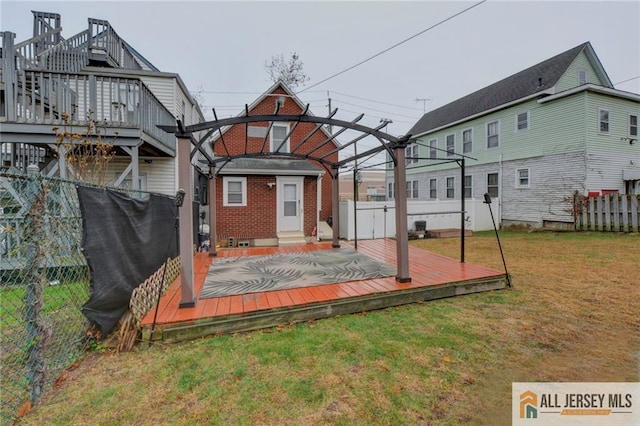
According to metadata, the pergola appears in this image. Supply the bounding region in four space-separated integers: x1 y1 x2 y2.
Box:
160 107 414 308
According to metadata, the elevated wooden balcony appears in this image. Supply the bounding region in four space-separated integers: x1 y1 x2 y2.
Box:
0 69 176 157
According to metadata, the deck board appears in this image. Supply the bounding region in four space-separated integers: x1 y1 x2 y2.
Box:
140 239 507 343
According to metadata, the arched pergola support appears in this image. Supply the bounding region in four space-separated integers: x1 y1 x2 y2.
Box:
177 132 196 308
331 165 340 248
159 110 414 306
393 135 411 283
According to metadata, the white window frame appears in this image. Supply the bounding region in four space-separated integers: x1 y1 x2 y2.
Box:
406 180 419 199
429 178 437 199
629 114 638 137
446 133 455 157
405 144 419 165
486 120 500 148
387 182 394 200
270 123 290 153
598 109 610 135
446 176 455 199
578 69 587 85
462 128 473 154
516 111 530 132
464 175 473 199
487 172 499 199
515 168 530 189
429 139 437 159
223 176 247 206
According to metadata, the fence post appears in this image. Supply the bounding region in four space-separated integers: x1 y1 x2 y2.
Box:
23 171 49 404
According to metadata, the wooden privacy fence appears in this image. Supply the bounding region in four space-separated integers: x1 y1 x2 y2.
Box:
574 193 640 232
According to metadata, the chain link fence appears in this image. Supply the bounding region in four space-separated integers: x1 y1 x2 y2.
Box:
0 169 148 424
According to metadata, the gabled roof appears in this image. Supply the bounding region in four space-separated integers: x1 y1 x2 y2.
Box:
211 81 335 143
409 42 612 137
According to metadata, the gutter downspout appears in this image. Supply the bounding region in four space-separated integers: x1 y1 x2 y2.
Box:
317 173 322 241
499 153 503 226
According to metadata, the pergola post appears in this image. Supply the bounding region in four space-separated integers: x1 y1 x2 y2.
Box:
177 134 196 308
208 165 217 256
393 137 411 283
331 166 340 248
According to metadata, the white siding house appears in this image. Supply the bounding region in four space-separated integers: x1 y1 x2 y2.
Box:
389 42 640 228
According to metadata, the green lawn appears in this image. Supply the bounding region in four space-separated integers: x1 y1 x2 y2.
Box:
15 231 640 425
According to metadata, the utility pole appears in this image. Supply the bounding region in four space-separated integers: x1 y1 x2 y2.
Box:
414 97 432 114
327 91 332 135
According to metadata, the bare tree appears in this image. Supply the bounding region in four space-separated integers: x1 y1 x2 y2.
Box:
265 52 310 89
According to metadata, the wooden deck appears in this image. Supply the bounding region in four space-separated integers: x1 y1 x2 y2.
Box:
140 239 508 343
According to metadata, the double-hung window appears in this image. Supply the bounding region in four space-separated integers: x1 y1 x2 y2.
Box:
446 134 455 157
446 177 455 199
487 120 500 148
630 114 638 137
406 180 419 199
271 123 290 153
516 111 529 131
487 173 499 198
429 178 437 199
462 129 473 153
516 168 530 189
464 175 473 199
387 182 394 199
405 144 419 165
223 177 247 206
429 139 437 159
598 109 610 134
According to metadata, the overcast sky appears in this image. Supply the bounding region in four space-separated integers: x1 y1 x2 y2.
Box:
2 0 639 162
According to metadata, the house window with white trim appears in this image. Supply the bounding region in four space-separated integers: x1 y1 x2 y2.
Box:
387 182 394 199
578 69 587 85
429 139 437 159
446 177 455 199
462 129 473 153
429 178 437 199
516 168 530 189
446 134 455 157
598 109 610 134
516 111 529 131
406 180 418 199
487 120 500 148
405 144 419 165
223 177 247 206
464 175 473 199
270 123 290 153
487 172 499 199
630 114 638 137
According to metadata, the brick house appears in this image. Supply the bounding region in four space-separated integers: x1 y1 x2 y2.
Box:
211 82 338 246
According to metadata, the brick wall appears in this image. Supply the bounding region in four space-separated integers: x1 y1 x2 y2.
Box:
213 85 338 240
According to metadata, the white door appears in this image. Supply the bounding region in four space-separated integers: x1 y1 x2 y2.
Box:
277 177 303 232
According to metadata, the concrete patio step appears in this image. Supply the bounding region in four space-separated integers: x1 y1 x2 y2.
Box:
277 231 307 246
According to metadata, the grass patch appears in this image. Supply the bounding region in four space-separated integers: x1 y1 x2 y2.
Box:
16 231 640 425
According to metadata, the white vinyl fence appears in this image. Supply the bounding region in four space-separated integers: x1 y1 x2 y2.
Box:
338 199 499 241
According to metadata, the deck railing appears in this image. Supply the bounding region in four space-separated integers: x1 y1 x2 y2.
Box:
1 70 175 151
88 18 141 71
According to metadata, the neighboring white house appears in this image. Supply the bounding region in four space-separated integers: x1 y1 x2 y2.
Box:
0 10 211 196
388 42 640 228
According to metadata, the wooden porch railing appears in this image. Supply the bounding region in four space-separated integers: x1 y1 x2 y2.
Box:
1 70 175 151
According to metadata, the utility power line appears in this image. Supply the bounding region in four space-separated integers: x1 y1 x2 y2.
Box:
298 0 487 93
329 91 423 111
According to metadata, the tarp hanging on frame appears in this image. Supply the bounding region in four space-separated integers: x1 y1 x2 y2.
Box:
77 185 178 335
